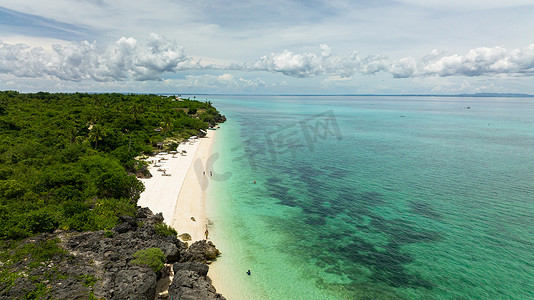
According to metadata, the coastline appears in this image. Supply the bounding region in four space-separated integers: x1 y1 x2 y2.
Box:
139 128 244 298
138 129 216 242
170 129 216 242
204 119 264 300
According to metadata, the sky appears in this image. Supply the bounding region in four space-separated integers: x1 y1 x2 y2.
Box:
1 0 534 94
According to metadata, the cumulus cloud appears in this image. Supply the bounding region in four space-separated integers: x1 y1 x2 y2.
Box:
250 43 534 79
2 36 534 83
252 49 326 77
0 33 194 81
391 44 534 78
250 45 388 77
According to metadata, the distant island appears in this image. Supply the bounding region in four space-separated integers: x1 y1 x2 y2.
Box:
455 93 534 97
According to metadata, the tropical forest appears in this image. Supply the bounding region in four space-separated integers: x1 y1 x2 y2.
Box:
0 91 223 239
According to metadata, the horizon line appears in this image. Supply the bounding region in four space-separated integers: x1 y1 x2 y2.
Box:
168 92 534 98
4 90 534 98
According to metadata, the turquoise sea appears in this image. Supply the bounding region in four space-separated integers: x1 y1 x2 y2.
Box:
205 96 534 299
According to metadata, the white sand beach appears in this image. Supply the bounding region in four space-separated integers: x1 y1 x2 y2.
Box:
138 130 216 242
139 128 248 298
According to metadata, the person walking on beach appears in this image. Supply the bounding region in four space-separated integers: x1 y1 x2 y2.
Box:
210 171 212 176
205 229 209 239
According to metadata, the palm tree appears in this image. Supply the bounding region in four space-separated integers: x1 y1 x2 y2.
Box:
130 103 144 124
68 126 78 145
88 124 105 149
160 114 174 140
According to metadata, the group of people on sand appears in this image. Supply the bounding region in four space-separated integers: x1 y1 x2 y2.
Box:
202 171 213 176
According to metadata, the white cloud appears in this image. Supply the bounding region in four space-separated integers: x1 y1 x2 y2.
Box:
392 44 534 78
252 49 325 77
250 46 387 77
0 33 194 81
249 43 534 79
2 36 534 87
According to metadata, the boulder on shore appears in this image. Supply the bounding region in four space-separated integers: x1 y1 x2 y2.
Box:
180 240 221 263
169 262 226 300
179 233 192 241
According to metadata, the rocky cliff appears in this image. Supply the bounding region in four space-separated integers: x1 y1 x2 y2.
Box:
0 207 224 300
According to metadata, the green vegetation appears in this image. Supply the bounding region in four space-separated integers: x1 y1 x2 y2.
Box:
154 222 178 236
0 238 69 296
0 91 223 240
131 247 166 273
7 238 67 267
0 238 101 297
80 274 98 288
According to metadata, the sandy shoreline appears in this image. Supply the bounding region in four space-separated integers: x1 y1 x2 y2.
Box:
170 129 216 242
138 128 234 297
138 129 216 242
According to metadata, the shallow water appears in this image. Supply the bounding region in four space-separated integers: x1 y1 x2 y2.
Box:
206 96 534 299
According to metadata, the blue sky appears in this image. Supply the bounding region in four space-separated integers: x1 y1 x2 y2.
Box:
1 0 534 94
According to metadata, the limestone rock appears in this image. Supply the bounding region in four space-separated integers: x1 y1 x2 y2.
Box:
173 262 209 277
112 267 157 300
1 207 222 300
159 241 181 263
154 213 164 223
137 207 153 218
180 240 221 263
168 262 225 300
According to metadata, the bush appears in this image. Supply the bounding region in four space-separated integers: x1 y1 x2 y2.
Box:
80 155 145 201
5 225 31 240
62 201 89 216
27 208 60 234
154 223 177 237
0 179 25 200
131 248 165 273
68 211 95 231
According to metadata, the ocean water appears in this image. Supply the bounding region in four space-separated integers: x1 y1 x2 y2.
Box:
205 96 534 299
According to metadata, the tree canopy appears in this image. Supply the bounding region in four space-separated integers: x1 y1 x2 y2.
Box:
0 91 224 239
